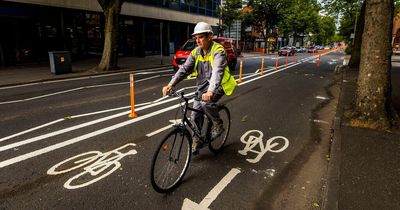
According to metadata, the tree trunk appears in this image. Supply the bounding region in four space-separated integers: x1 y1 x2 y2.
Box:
348 1 366 68
351 0 396 130
96 0 123 71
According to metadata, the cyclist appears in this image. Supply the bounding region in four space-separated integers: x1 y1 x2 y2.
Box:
162 22 237 153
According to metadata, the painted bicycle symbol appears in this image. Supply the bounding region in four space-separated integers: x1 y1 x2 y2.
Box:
238 130 289 163
47 143 137 189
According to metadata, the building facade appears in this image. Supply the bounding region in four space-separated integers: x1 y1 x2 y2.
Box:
0 0 221 66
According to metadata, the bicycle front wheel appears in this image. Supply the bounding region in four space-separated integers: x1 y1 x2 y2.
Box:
209 105 231 153
150 127 192 193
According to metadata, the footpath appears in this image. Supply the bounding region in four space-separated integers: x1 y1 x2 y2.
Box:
1 52 399 209
0 55 175 87
323 60 400 209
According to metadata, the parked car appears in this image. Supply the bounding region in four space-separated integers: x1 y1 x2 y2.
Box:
278 46 296 56
295 46 305 53
307 46 316 53
172 37 238 71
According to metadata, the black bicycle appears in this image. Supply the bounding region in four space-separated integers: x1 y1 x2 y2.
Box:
150 90 231 193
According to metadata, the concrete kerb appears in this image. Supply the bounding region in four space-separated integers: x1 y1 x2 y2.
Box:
0 65 173 88
321 68 346 210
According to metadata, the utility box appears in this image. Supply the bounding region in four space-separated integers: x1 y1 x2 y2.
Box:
48 51 72 74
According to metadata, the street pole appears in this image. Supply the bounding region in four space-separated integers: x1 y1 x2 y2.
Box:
160 22 163 65
236 20 239 49
352 15 357 46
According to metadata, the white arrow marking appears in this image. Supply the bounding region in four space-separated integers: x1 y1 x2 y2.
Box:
182 168 241 210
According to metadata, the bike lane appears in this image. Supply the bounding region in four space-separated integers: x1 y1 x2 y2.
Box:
0 52 340 209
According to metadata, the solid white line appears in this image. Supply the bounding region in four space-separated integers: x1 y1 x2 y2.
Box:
0 110 131 152
146 124 174 137
0 67 173 90
146 119 183 137
0 73 170 105
0 119 65 143
0 88 192 151
0 53 330 167
199 168 241 207
238 57 314 86
0 101 186 168
0 87 84 105
315 96 329 100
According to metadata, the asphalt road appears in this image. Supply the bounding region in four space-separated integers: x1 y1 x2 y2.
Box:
0 51 343 209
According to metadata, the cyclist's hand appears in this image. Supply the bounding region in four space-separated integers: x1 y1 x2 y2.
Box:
162 84 173 96
202 91 213 102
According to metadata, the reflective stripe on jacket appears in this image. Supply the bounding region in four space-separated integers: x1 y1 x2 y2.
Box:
190 41 237 95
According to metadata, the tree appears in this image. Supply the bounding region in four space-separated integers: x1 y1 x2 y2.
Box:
95 0 125 71
217 0 242 36
312 16 336 45
351 0 397 130
347 1 365 68
322 0 363 66
250 0 291 52
279 0 320 46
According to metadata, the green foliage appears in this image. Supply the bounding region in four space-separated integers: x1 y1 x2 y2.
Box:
250 0 292 38
279 0 319 37
217 0 242 33
322 0 362 44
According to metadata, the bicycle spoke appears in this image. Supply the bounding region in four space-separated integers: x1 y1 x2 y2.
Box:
151 128 191 192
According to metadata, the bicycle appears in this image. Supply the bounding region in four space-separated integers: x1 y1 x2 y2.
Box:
150 90 231 193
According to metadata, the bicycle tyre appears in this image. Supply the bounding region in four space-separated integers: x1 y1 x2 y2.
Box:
209 105 231 153
150 127 192 193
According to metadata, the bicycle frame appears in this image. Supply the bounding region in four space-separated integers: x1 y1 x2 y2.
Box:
175 92 211 142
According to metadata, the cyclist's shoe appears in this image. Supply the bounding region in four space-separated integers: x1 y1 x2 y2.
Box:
211 122 225 140
191 138 203 155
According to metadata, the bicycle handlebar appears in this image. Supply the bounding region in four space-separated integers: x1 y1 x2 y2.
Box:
168 90 202 101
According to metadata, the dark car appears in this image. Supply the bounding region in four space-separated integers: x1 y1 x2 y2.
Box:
172 37 238 71
278 46 296 56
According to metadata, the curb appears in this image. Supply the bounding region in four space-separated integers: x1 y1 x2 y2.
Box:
0 65 172 88
322 69 347 210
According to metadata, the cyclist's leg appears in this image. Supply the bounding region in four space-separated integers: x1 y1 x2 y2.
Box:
191 100 204 134
202 86 224 125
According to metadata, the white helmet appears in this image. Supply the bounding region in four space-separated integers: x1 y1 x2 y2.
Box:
192 22 213 36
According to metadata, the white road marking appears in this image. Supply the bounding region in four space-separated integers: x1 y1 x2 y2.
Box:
47 143 137 189
315 96 329 100
146 119 183 137
0 73 172 105
0 67 173 90
0 101 187 168
313 119 329 124
238 56 313 86
0 90 193 151
238 130 289 163
182 168 241 210
0 53 332 168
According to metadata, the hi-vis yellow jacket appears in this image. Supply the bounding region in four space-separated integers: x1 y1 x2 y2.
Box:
189 41 237 95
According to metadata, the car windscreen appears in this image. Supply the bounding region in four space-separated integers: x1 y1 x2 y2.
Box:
182 40 196 51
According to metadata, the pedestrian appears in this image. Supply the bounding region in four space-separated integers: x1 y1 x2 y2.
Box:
162 22 237 153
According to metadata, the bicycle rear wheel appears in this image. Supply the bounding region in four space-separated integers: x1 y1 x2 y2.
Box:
209 105 231 153
150 127 192 193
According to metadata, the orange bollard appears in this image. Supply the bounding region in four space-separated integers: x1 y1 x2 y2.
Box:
275 54 279 70
239 60 243 83
285 54 289 67
261 57 264 75
128 74 138 118
293 53 296 63
317 54 321 67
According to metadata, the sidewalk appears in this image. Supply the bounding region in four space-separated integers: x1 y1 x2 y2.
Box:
324 66 400 209
0 55 175 87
